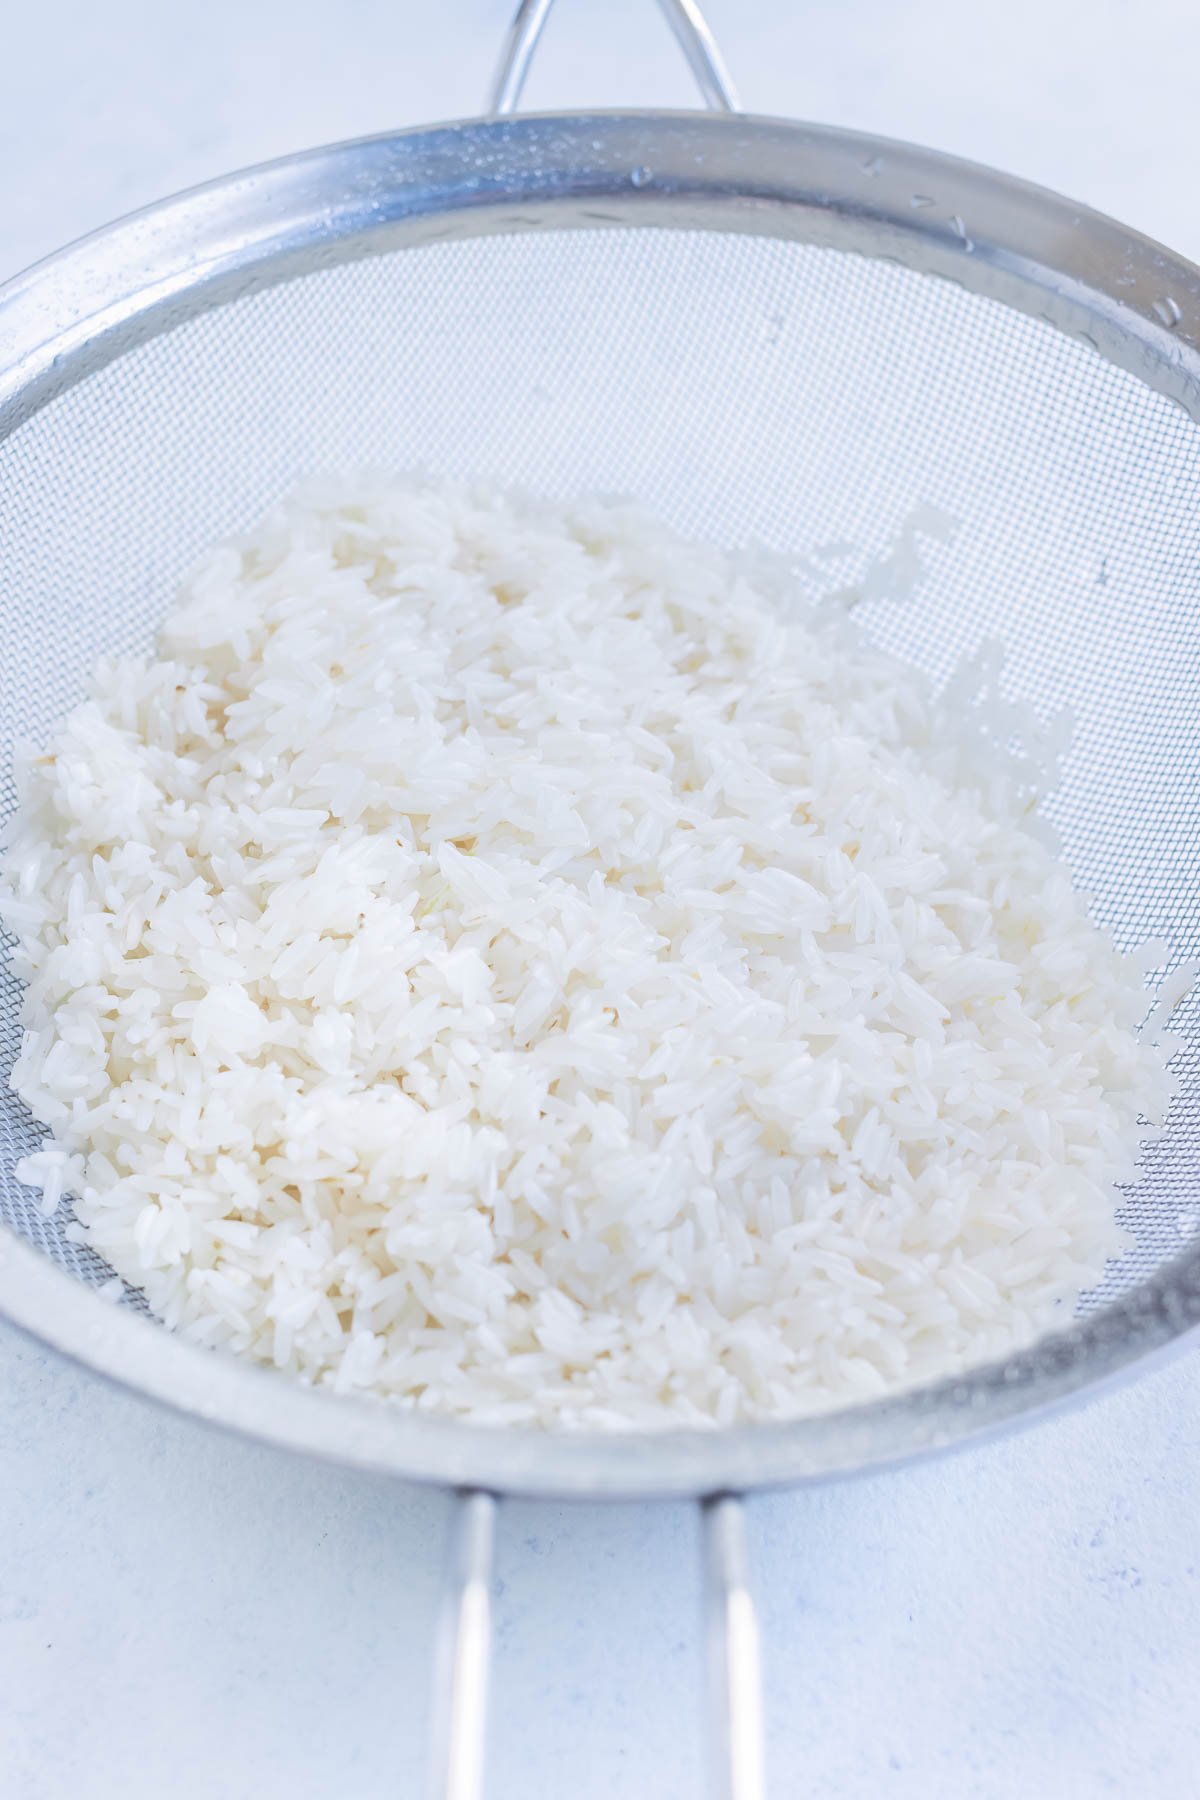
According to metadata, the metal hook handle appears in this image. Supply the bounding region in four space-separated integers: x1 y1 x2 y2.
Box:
489 0 740 117
429 1488 765 1800
704 1495 767 1800
428 1492 497 1800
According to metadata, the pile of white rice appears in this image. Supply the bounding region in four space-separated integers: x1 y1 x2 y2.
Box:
0 478 1184 1427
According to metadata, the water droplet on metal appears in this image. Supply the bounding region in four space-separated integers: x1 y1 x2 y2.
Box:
1153 296 1182 329
910 193 935 210
862 155 883 177
630 165 652 188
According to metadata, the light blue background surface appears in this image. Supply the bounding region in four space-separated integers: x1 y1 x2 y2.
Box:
3 4 1199 1794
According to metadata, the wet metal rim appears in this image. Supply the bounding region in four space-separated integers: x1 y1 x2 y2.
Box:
1 110 1199 1496
4 111 1200 436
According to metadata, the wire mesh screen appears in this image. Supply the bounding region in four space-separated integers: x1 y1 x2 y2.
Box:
1 227 1198 1319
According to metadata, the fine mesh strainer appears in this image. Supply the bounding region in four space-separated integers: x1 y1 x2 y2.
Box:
2 2 1200 1795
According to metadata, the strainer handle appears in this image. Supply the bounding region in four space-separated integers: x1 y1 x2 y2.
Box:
429 1491 497 1800
489 0 740 116
428 1487 766 1800
705 1494 767 1800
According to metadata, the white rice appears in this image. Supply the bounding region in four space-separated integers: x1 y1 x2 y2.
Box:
0 477 1184 1428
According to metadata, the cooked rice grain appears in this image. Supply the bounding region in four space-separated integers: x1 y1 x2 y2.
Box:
0 478 1182 1427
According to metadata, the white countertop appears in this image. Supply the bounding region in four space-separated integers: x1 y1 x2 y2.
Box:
3 3 1200 1795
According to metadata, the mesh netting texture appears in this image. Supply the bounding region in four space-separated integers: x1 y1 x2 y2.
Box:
1 228 1197 1311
